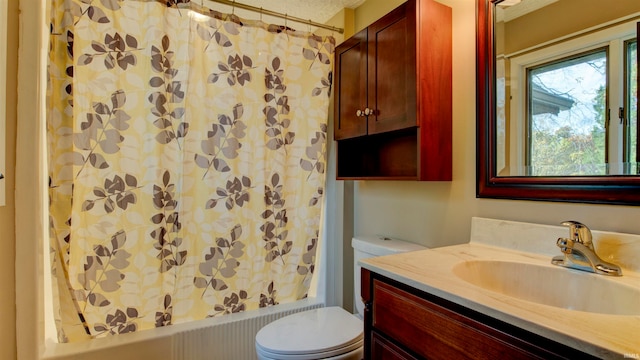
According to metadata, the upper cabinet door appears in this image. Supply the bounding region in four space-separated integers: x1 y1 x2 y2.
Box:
367 2 417 135
334 29 368 140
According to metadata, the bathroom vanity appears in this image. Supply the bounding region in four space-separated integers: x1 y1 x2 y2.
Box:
359 218 640 359
361 269 598 359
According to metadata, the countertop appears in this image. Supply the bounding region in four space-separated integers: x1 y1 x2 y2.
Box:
360 241 640 359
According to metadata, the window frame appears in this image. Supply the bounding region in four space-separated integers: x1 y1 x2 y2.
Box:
623 37 637 167
524 47 609 175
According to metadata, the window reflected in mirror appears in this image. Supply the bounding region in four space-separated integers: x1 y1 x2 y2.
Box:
494 0 639 177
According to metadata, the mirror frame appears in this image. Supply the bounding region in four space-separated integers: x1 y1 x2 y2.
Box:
477 0 640 205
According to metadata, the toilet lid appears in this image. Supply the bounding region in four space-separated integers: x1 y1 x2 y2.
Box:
255 307 363 358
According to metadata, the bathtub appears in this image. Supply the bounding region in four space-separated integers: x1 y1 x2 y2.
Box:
41 298 324 360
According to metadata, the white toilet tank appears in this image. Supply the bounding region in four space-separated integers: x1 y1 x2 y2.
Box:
351 236 427 317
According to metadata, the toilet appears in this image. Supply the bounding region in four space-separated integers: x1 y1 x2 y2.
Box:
255 236 427 360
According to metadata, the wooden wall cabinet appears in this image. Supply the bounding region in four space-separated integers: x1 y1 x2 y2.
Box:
333 0 452 180
361 269 599 360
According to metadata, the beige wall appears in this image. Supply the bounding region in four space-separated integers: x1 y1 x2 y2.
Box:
343 0 640 307
354 0 405 30
1 0 17 358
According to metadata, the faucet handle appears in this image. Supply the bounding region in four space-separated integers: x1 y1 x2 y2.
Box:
560 220 593 249
556 237 574 254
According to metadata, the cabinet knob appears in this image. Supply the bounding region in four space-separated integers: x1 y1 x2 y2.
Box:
356 108 375 117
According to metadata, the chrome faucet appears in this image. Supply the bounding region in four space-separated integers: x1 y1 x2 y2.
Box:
551 221 622 276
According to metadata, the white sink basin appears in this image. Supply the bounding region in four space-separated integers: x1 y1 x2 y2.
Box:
453 260 640 316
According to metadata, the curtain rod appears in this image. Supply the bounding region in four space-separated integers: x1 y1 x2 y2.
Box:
206 0 345 34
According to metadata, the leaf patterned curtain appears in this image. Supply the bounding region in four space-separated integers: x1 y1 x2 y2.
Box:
47 0 333 342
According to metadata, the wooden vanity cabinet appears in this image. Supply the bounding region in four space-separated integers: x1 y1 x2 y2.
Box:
333 0 452 180
361 268 599 360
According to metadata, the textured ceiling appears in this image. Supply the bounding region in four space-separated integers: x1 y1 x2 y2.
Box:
205 0 366 26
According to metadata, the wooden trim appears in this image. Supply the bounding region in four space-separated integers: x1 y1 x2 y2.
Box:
361 268 372 360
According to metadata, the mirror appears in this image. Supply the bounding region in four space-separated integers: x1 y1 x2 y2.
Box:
477 0 640 205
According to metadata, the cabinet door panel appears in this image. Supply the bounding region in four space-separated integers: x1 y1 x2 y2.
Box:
373 279 550 360
368 2 417 135
372 331 418 360
334 29 368 140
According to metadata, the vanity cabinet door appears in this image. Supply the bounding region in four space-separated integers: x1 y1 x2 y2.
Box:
361 269 600 360
372 279 538 359
334 29 368 140
371 331 419 360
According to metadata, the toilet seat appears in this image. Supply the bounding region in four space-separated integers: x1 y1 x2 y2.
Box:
255 307 363 360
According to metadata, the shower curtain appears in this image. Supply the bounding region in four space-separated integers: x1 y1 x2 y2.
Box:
47 0 334 342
